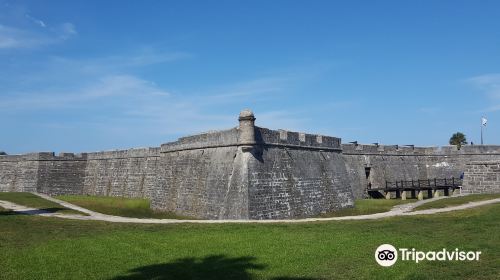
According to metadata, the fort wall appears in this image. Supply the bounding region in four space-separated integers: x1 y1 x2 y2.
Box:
342 144 500 198
245 127 352 219
149 124 350 219
1 110 499 219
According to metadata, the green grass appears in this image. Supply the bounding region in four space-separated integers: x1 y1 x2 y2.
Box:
0 192 83 215
414 194 500 211
318 198 416 217
1 202 499 279
56 195 196 219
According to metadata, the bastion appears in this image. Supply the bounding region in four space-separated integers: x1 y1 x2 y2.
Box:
1 109 500 219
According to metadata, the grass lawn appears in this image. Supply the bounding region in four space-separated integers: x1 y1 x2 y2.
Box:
317 198 416 217
56 195 195 219
413 194 500 211
1 202 499 279
0 192 83 215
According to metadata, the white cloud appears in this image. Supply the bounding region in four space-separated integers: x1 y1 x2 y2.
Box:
59 22 77 39
0 24 50 49
82 75 169 98
37 50 192 78
0 3 78 49
467 73 500 98
124 51 191 66
0 75 170 109
0 22 76 50
0 37 313 140
25 14 46 28
0 69 310 137
467 73 500 112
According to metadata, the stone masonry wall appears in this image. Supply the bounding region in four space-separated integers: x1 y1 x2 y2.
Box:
0 149 160 200
151 128 247 219
463 161 500 194
150 125 350 219
37 152 87 195
244 127 352 219
0 154 39 192
152 146 248 219
343 144 500 199
82 148 160 199
248 147 353 219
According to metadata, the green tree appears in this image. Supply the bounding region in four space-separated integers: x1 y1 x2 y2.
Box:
449 132 467 149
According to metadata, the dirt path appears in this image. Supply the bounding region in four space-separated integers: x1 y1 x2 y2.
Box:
0 193 499 224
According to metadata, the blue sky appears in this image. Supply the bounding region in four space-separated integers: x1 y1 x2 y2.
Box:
1 0 500 154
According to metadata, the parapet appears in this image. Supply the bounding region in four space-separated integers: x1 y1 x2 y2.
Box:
161 128 240 152
0 152 88 161
160 110 343 153
86 147 160 160
342 143 500 156
256 127 341 151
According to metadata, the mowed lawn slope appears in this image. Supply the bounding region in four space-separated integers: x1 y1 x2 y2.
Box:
57 195 416 219
56 195 195 219
1 203 499 279
317 198 416 217
0 192 82 215
413 194 500 211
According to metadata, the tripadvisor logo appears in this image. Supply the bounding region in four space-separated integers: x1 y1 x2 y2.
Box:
375 244 398 267
375 244 481 267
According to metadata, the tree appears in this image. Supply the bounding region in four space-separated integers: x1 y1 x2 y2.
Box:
449 132 467 149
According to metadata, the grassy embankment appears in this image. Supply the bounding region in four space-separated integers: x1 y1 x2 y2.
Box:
57 195 417 219
1 193 499 279
413 194 500 211
56 195 195 219
0 192 83 215
318 198 416 218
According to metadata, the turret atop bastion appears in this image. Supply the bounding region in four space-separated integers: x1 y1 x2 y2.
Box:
238 109 257 152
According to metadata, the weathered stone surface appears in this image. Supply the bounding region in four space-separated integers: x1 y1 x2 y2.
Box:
37 152 87 195
82 148 160 199
153 146 248 219
343 144 500 199
0 153 39 192
247 146 353 219
463 161 500 194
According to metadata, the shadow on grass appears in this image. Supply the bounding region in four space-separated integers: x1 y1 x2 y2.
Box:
110 255 319 280
0 207 68 216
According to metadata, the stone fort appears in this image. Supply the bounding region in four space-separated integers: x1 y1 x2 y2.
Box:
1 109 499 219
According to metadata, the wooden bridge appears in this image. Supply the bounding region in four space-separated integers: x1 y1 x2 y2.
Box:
367 178 463 200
